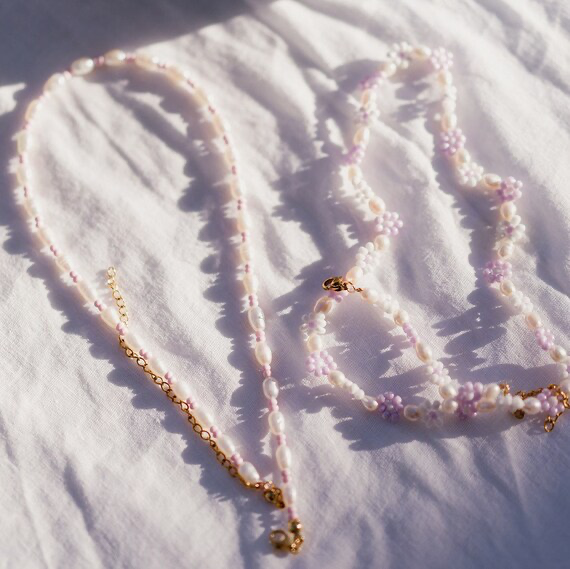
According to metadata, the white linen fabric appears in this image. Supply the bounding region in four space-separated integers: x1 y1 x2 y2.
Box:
1 1 570 567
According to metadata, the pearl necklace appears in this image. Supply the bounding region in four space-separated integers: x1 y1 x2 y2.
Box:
301 43 570 431
14 49 303 553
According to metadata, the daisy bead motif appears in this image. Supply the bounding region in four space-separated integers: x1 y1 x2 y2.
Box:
375 211 403 236
300 311 327 336
454 382 484 420
482 259 512 284
440 128 465 157
497 219 526 243
497 176 522 202
387 41 413 70
420 400 444 428
537 388 566 416
457 161 484 188
535 327 555 351
430 47 454 71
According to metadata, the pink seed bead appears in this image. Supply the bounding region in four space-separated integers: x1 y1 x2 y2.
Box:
34 216 41 228
269 398 279 411
231 453 243 466
116 322 126 335
210 425 219 438
94 300 104 312
277 434 286 446
262 364 272 378
187 397 196 409
281 470 289 483
231 165 237 175
49 244 58 256
164 371 173 381
23 186 29 197
287 507 297 521
94 56 105 67
256 331 265 342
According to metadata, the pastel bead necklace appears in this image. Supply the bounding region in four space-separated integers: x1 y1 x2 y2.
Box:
14 50 303 553
301 43 570 431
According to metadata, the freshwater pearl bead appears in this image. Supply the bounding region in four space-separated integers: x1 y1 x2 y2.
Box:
236 210 251 232
254 341 272 365
483 173 502 189
71 57 94 76
193 407 214 428
361 288 379 304
314 296 334 314
560 379 570 395
16 131 28 153
239 243 252 263
499 280 515 297
23 199 38 217
35 228 52 246
76 281 96 303
16 165 29 186
238 462 259 484
403 404 421 421
230 179 243 198
346 266 363 282
439 384 457 400
268 411 285 434
523 397 542 415
500 202 516 221
135 53 159 70
525 312 542 329
100 308 120 329
510 395 524 412
380 61 397 77
484 384 501 401
368 197 385 215
353 126 370 146
25 100 41 122
328 370 347 387
262 377 279 399
550 346 567 363
415 341 433 364
362 396 379 411
216 435 236 456
44 73 66 92
276 445 292 469
247 306 266 331
477 400 496 413
306 334 322 353
441 113 457 130
411 45 432 60
104 49 127 66
242 273 259 294
282 483 297 506
442 399 458 414
374 234 390 250
55 254 70 272
394 309 409 326
177 381 193 402
497 241 514 259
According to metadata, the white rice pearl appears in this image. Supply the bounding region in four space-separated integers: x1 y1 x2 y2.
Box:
362 396 379 411
216 434 236 456
23 198 39 218
236 210 251 232
352 386 365 400
484 384 501 401
560 379 570 395
71 57 94 76
497 241 514 259
441 113 457 130
353 126 370 146
442 399 458 414
499 279 515 297
510 395 524 412
360 89 374 106
500 202 516 221
403 404 421 421
415 341 433 364
346 165 361 181
76 281 96 304
25 100 41 122
523 397 541 415
393 309 409 327
55 255 70 272
346 266 363 282
177 381 193 402
438 70 453 86
44 72 66 92
238 462 259 484
411 45 432 60
16 131 29 153
100 307 120 329
262 377 279 399
239 243 252 263
550 346 567 363
135 53 159 70
151 358 167 377
194 406 214 428
368 197 385 215
374 234 390 251
123 330 141 350
282 483 297 506
328 370 346 388
380 61 397 77
314 296 333 314
16 164 29 186
276 445 292 469
247 306 265 331
242 273 258 294
361 288 379 304
442 97 456 114
165 66 189 83
254 342 272 365
454 148 470 165
230 179 243 199
104 49 126 66
268 411 285 434
483 173 502 190
525 312 542 329
306 334 322 353
439 384 457 400
477 400 496 413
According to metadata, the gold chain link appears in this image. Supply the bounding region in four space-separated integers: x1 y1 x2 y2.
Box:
105 267 304 553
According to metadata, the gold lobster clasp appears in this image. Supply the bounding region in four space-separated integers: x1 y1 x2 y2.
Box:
322 276 362 293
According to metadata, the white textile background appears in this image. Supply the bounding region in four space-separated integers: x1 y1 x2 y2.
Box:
1 1 570 568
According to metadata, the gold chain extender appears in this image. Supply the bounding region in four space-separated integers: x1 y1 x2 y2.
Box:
105 267 304 554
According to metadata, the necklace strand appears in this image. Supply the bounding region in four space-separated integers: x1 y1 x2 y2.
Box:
301 43 570 432
14 49 303 553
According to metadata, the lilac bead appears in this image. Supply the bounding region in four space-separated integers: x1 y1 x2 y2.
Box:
439 128 465 157
375 211 403 236
377 391 404 422
497 177 522 202
430 47 454 71
482 260 512 284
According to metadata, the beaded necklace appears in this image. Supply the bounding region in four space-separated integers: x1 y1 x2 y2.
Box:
301 43 569 432
14 49 303 554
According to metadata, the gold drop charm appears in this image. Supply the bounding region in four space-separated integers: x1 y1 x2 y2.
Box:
269 519 304 554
